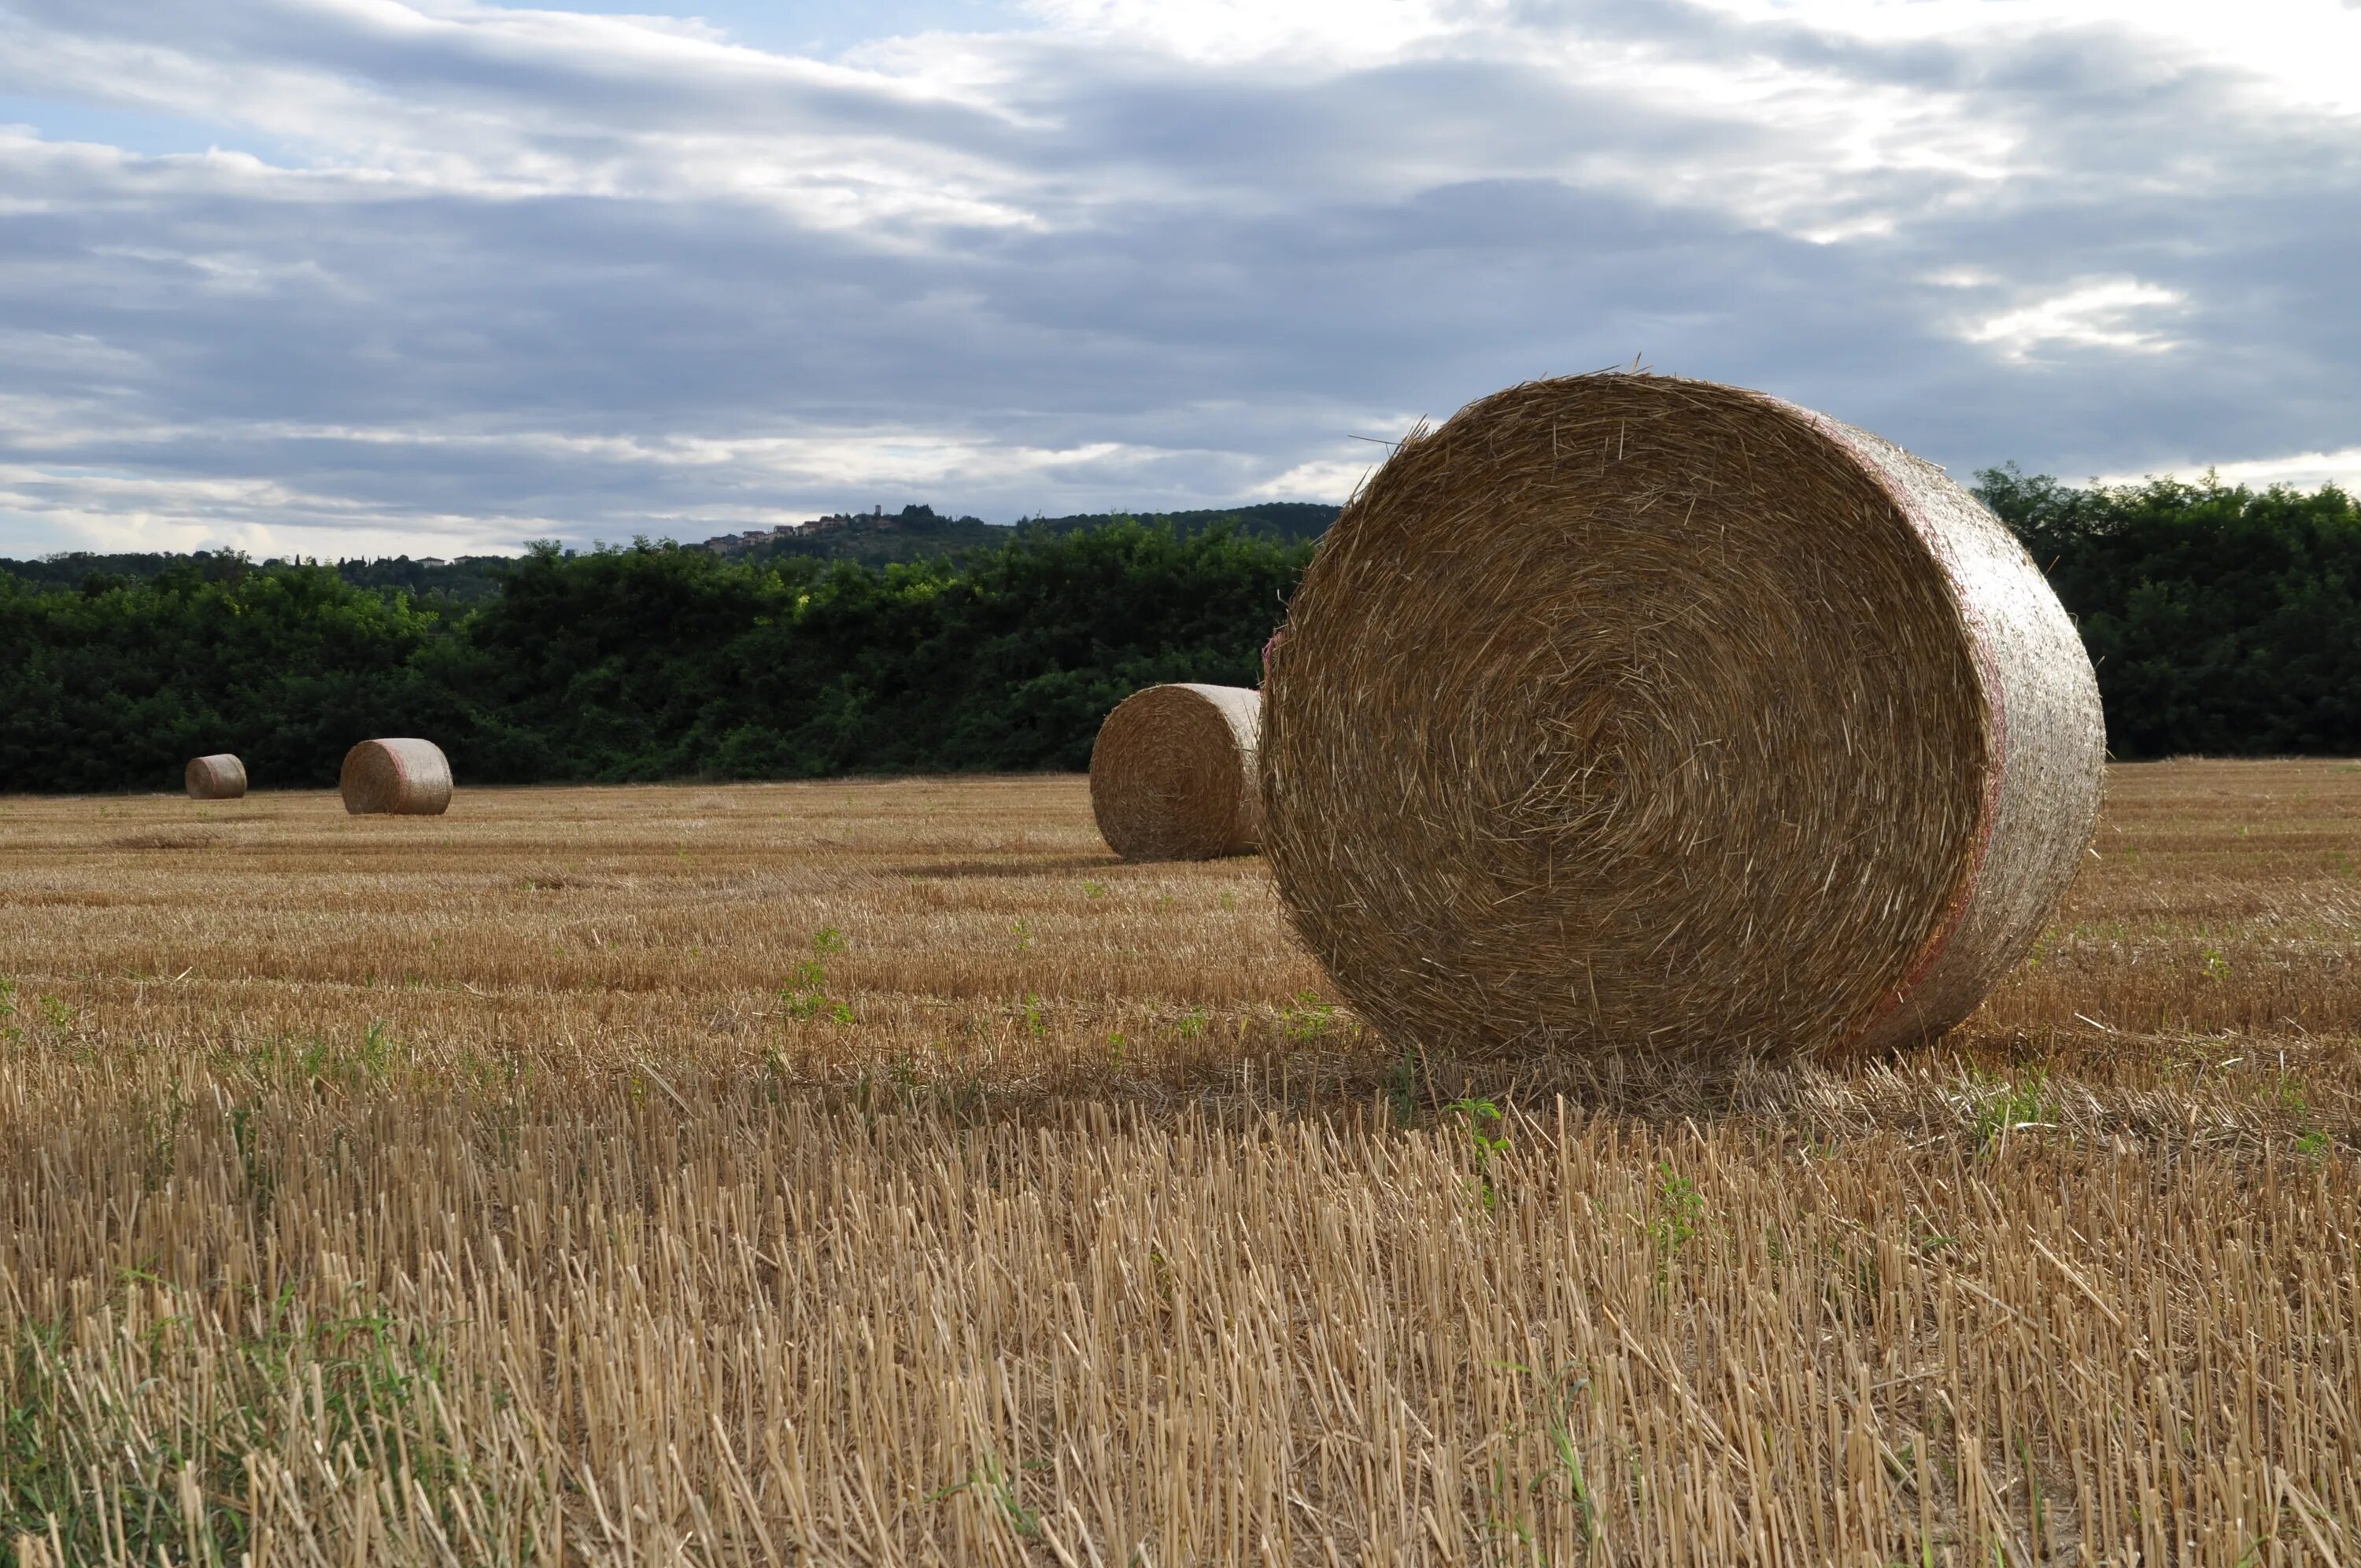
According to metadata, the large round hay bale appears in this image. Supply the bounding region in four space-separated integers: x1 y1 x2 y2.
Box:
340 738 454 817
1090 684 1262 861
1261 373 2104 1061
184 754 246 799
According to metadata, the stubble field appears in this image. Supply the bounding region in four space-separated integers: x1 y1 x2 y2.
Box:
2 761 2358 1566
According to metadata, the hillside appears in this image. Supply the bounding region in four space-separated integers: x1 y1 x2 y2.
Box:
0 500 1343 597
703 500 1340 566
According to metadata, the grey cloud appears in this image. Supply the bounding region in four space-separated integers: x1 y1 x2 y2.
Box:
0 0 2355 555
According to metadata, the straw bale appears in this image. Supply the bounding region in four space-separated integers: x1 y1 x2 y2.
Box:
1090 684 1262 861
183 754 247 800
1260 372 2105 1061
340 738 454 817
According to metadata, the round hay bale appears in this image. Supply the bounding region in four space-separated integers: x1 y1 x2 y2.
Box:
1090 684 1262 861
1261 372 2104 1061
340 738 454 817
184 754 247 799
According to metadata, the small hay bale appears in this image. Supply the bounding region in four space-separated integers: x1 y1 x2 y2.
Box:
1090 684 1262 861
1261 372 2105 1061
184 754 246 799
340 738 454 817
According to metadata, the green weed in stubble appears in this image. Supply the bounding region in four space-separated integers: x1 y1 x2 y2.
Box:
1490 1360 1600 1549
227 1103 274 1218
1552 1374 1600 1548
0 1288 487 1566
1385 1045 1424 1128
1447 1098 1510 1211
929 1455 1045 1538
1283 990 1335 1043
1650 1160 1704 1264
781 928 852 1024
140 1086 189 1194
1960 1066 2056 1150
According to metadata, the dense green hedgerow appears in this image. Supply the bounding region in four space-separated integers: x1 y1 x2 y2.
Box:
4 473 2358 792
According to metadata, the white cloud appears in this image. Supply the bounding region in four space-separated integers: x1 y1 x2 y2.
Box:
1963 279 2187 361
1017 0 1476 65
2097 447 2361 495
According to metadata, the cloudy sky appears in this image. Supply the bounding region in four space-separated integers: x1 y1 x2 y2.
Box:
2 0 2356 559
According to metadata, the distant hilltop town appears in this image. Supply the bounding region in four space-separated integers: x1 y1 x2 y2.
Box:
694 500 1339 566
698 504 994 558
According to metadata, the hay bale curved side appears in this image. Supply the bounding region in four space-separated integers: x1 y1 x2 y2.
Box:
340 738 455 817
1260 372 2104 1062
1089 684 1262 861
184 754 247 799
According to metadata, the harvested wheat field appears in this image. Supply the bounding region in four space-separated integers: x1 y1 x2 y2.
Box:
2 761 2359 1566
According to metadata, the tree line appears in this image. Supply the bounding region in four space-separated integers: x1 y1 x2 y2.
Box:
2 471 2356 792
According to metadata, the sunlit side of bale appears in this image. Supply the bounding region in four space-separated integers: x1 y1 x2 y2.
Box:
1261 372 2104 1063
184 754 246 800
1090 684 1262 861
340 738 454 817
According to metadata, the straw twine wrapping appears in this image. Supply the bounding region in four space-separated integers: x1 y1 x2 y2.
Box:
1261 373 2105 1061
1090 684 1262 861
340 738 454 817
183 754 247 800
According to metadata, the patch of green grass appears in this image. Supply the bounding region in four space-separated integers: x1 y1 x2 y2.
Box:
1283 990 1335 1043
0 1290 501 1566
1960 1067 2056 1149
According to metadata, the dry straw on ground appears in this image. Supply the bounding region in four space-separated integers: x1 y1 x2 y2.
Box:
338 736 453 816
1 766 2357 1565
182 754 246 799
1263 371 2106 1063
1089 683 1261 860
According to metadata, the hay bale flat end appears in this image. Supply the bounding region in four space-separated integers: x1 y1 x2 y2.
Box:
1260 371 2104 1062
1091 684 1262 861
184 754 247 800
341 738 455 816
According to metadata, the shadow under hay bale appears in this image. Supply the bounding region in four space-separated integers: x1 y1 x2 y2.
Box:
340 738 454 817
184 754 246 800
1261 371 2105 1063
1090 684 1262 861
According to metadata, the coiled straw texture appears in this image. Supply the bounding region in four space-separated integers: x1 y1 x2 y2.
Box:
1091 684 1262 861
340 739 454 817
1261 372 2104 1063
183 754 246 800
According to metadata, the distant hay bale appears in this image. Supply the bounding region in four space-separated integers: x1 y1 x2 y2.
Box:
184 754 246 799
1261 372 2105 1061
1090 684 1262 861
340 738 454 817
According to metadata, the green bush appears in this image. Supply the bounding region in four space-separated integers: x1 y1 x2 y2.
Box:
6 475 2357 793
